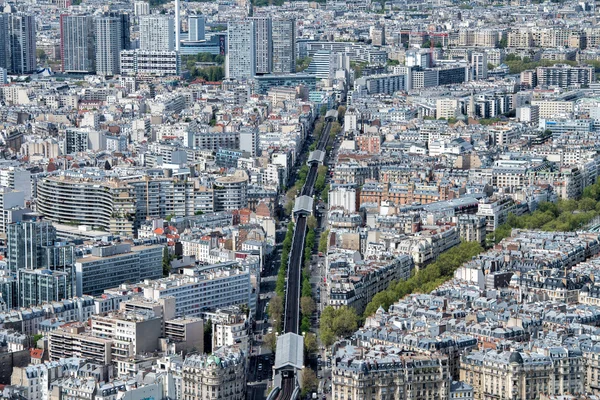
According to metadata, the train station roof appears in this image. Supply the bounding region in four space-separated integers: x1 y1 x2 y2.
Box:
293 195 313 216
274 333 304 371
307 150 325 165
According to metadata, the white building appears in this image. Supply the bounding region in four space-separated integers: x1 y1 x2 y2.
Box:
188 15 205 41
134 1 150 16
471 52 488 80
328 187 357 213
140 261 255 317
227 20 256 80
140 15 174 52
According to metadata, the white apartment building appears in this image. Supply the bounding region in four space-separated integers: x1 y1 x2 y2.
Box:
139 15 174 52
227 20 256 80
141 262 254 317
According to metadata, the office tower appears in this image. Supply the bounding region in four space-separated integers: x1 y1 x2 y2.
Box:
0 14 8 70
134 1 150 16
60 15 96 73
95 15 124 75
188 14 205 41
226 19 255 80
6 13 36 74
272 18 296 74
140 15 174 51
7 218 57 272
18 268 74 308
108 11 131 51
471 52 487 80
250 16 271 74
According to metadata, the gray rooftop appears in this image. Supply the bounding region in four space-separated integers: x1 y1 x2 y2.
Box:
294 195 314 215
274 333 304 370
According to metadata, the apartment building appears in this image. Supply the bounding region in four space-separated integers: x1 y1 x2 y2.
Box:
74 243 163 296
48 324 113 365
181 346 246 400
460 349 583 400
331 342 450 400
140 261 254 318
536 65 594 88
206 306 250 352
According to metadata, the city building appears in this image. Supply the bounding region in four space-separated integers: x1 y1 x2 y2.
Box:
139 15 174 52
272 18 295 74
181 346 246 400
226 19 255 80
95 13 130 75
74 243 163 296
6 12 36 74
188 14 205 42
60 15 95 73
139 261 254 318
535 64 594 88
213 172 249 212
250 16 272 75
120 50 180 77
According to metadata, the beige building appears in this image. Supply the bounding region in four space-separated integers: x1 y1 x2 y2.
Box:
181 346 246 400
460 349 584 400
436 98 460 120
331 342 450 400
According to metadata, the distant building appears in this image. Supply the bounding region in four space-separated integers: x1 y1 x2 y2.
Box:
139 15 174 52
272 18 295 74
60 15 96 73
227 20 255 80
6 13 37 74
250 16 271 75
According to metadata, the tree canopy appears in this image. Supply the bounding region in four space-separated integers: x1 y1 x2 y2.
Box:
363 241 484 317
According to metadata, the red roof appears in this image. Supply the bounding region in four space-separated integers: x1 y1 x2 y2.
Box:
30 348 43 359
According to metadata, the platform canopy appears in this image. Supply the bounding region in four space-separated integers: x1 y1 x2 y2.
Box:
293 195 314 216
274 332 304 371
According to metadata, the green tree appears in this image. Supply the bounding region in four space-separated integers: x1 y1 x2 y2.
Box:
321 185 330 203
32 334 43 348
320 105 327 116
307 215 318 230
337 106 346 123
319 230 329 253
269 295 284 332
301 316 311 333
296 57 312 72
301 296 316 317
301 369 319 397
263 332 277 353
304 333 318 355
162 247 173 276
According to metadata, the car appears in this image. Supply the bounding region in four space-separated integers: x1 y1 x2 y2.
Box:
258 364 263 371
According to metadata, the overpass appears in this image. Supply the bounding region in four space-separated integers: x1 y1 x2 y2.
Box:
273 115 335 400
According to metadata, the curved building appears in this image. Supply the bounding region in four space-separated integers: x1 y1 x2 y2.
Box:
214 172 248 212
36 176 135 236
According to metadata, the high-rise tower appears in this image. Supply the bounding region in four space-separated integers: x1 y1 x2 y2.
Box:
250 16 272 75
226 20 256 80
60 15 96 73
272 18 296 74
